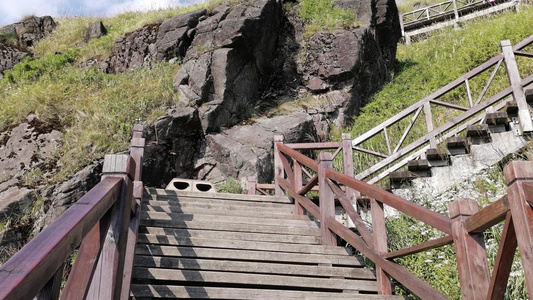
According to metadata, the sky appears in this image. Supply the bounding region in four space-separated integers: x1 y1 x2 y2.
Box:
0 0 201 26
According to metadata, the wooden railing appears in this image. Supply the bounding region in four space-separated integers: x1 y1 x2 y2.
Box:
273 137 533 299
352 36 533 184
0 124 145 300
400 0 514 32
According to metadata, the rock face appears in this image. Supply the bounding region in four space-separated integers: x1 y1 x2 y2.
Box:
297 0 401 135
0 46 29 78
175 0 283 133
0 16 56 48
139 0 400 187
86 21 107 42
0 16 57 77
100 10 206 73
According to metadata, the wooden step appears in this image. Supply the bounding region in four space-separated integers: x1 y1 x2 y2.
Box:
142 204 304 219
136 234 348 255
446 136 470 155
141 211 316 228
132 268 378 292
144 199 293 213
145 188 291 203
139 227 321 245
133 256 375 279
130 284 405 299
139 219 321 236
135 245 364 266
144 196 293 209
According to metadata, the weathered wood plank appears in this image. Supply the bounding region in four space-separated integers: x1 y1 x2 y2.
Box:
383 235 453 259
133 256 376 279
145 187 291 203
135 245 365 266
283 142 341 150
465 196 508 233
486 213 517 300
318 153 337 246
143 204 307 220
141 211 318 228
132 268 378 292
139 227 321 245
144 198 292 211
139 219 321 236
277 143 319 172
136 234 348 255
372 199 392 295
130 285 405 299
277 177 321 219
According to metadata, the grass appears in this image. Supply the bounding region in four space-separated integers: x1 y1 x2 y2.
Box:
334 6 533 176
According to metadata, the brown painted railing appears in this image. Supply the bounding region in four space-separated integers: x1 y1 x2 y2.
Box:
352 36 533 184
273 137 533 299
0 124 145 300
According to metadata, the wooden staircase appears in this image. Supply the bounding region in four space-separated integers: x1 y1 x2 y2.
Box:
129 187 402 299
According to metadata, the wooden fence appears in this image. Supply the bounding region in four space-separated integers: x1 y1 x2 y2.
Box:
352 36 533 184
0 125 145 300
272 136 533 299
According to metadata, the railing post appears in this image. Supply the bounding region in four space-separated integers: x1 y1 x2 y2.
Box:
449 198 490 300
452 0 459 23
247 176 257 195
293 160 304 215
423 102 437 149
371 199 392 295
501 39 533 134
318 152 337 246
87 154 135 299
504 161 533 295
274 135 284 197
341 133 359 205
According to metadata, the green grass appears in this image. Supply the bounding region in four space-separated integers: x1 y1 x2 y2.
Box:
335 6 533 175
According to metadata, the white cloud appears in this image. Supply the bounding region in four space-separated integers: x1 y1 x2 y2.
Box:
0 0 69 25
0 0 204 27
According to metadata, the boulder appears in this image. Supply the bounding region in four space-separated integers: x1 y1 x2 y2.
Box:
0 16 56 48
200 112 318 184
86 20 107 42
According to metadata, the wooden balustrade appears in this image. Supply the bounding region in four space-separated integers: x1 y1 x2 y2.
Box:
271 136 533 299
351 35 533 184
0 125 145 300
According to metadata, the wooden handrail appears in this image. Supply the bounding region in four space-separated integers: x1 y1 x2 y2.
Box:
326 169 453 235
0 177 122 299
0 124 145 300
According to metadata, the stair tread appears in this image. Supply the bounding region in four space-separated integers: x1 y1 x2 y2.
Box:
138 227 321 244
136 234 347 255
141 211 316 227
142 204 302 219
132 268 378 292
144 197 293 209
146 187 291 203
139 219 321 236
130 284 405 299
135 244 364 266
133 256 374 279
